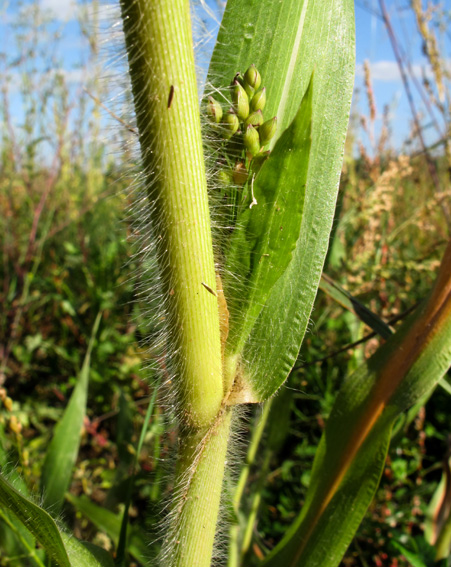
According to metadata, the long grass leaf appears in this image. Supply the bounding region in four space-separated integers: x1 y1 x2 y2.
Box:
208 0 354 401
40 312 102 513
241 0 355 401
319 273 393 339
61 533 115 567
0 472 70 567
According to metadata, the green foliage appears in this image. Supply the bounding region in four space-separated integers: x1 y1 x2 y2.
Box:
219 0 356 401
61 535 116 567
391 537 447 567
1 1 451 567
264 259 451 566
65 494 149 565
207 0 354 407
40 313 102 513
225 79 313 361
0 472 112 567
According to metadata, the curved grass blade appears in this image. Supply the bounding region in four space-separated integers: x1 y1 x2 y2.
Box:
40 312 102 513
61 533 115 567
0 472 70 567
0 445 41 566
319 273 393 339
0 507 45 567
263 239 451 567
390 538 444 567
0 472 111 567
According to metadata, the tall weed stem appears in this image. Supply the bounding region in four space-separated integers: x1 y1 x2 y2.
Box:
119 0 231 564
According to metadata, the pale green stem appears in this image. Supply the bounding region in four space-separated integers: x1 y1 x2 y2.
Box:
119 0 223 428
119 1 230 565
233 401 272 512
228 525 240 567
228 401 272 567
241 451 271 557
165 410 233 567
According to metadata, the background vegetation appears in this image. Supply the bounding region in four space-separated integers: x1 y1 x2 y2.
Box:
1 1 450 566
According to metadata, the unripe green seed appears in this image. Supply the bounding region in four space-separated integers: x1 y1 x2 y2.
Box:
222 110 239 139
233 161 248 186
244 109 264 128
232 81 250 121
231 72 245 88
244 64 261 91
250 87 266 112
244 82 255 99
218 169 233 186
259 116 277 146
243 124 261 156
207 96 223 123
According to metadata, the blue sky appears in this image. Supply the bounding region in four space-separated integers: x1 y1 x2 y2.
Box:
354 1 450 152
1 0 449 155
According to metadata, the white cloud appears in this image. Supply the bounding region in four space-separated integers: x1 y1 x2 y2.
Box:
356 60 428 82
38 0 119 26
4 65 98 95
41 0 78 21
57 67 86 84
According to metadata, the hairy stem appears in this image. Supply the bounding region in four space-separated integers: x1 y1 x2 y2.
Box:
120 0 223 428
164 409 233 567
119 1 230 565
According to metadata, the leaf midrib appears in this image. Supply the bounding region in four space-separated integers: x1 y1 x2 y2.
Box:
271 0 309 149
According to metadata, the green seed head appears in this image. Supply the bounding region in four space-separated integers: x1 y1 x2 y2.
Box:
232 81 250 121
207 96 223 123
244 109 264 129
243 124 261 156
259 116 277 146
250 87 266 112
244 64 262 91
222 110 239 139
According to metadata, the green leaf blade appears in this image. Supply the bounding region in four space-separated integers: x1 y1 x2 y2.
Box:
225 78 313 356
40 313 101 513
0 472 71 567
0 476 114 567
240 0 355 401
208 0 354 402
61 534 115 567
319 273 393 339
